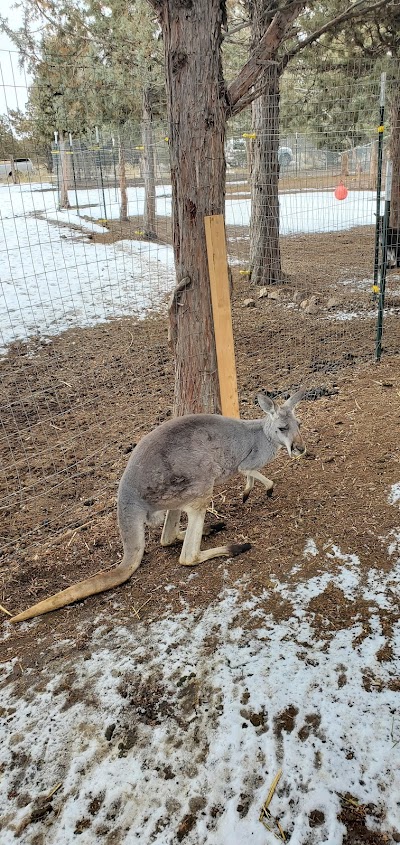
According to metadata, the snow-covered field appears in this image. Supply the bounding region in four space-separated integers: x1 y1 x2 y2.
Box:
0 181 380 352
0 183 175 352
1 534 399 844
1 183 399 843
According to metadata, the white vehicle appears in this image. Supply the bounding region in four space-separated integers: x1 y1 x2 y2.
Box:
0 158 34 178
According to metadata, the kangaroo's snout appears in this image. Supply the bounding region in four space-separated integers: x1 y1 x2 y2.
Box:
291 435 306 457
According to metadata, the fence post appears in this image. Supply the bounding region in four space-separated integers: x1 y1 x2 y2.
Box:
375 160 392 362
205 214 240 418
373 72 386 300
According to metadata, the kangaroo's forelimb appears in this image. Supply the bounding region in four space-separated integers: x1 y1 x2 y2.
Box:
242 470 274 503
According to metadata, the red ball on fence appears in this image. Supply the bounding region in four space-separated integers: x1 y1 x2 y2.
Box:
334 184 348 201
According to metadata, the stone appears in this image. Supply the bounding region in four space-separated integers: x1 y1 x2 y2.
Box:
326 297 341 310
243 298 256 307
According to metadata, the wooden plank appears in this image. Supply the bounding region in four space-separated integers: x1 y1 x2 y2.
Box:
205 214 240 418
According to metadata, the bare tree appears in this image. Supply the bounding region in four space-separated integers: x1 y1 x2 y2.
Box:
390 91 400 229
118 134 129 222
247 0 282 284
147 0 303 414
147 0 393 412
142 86 157 239
58 130 72 209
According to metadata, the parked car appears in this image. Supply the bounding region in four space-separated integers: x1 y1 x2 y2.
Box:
225 138 293 169
0 158 34 178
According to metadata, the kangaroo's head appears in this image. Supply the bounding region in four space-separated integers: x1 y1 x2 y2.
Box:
257 389 306 457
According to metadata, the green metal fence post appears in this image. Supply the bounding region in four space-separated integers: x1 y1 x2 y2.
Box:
375 160 392 362
373 72 386 301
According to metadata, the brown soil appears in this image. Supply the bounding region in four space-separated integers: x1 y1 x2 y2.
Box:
1 227 400 844
1 226 400 633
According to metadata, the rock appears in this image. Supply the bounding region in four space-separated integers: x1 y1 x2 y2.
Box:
301 294 320 315
326 297 341 309
243 298 256 308
305 301 320 315
105 723 116 741
268 288 281 300
258 286 269 299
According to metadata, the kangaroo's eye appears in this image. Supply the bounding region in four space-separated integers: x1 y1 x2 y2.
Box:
279 426 289 433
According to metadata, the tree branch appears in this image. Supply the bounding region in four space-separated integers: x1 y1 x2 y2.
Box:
145 0 163 13
279 0 393 72
229 73 276 117
226 1 306 115
222 19 250 41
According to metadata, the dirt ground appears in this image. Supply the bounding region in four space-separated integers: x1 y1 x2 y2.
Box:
1 227 400 843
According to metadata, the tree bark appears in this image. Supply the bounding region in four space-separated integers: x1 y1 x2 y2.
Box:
58 130 71 209
142 87 157 239
389 89 400 229
228 0 306 114
249 62 282 285
119 136 129 223
161 0 227 415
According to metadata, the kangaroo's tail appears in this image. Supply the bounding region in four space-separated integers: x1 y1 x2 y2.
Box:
10 508 146 623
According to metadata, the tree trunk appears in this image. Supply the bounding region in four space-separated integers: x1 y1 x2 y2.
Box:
249 64 282 285
10 156 19 185
161 0 227 415
142 87 157 239
58 130 71 209
119 136 129 223
389 90 400 230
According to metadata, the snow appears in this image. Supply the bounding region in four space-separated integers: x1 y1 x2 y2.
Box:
225 190 378 233
388 483 400 505
0 181 382 352
1 540 399 844
0 183 175 352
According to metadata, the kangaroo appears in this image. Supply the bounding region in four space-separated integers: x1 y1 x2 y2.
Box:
10 390 305 622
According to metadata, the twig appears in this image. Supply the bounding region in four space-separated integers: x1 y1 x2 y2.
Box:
45 782 62 800
259 769 286 841
124 330 135 354
0 603 12 617
262 768 283 811
130 596 153 619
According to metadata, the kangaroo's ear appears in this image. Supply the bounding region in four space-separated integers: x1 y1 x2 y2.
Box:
282 388 305 410
257 392 277 415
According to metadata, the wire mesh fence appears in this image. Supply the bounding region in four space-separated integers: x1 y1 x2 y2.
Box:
1 48 400 558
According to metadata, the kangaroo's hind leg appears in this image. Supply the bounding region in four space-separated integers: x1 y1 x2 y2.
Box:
161 509 227 547
161 510 185 546
179 502 251 566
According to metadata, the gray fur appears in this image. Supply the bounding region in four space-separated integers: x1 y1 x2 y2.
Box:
10 391 305 623
118 390 305 566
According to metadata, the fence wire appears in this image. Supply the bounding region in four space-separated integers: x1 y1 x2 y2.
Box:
1 49 399 557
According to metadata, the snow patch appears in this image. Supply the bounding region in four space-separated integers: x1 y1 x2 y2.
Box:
1 547 399 845
388 483 400 505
